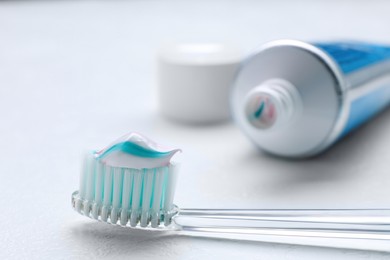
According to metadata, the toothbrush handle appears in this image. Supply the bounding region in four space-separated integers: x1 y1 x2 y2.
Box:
172 209 390 251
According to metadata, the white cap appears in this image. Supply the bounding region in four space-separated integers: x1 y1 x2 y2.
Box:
157 43 242 124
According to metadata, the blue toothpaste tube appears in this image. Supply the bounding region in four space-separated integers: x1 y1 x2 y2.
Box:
231 40 390 157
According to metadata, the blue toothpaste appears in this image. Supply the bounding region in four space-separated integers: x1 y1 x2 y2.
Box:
231 40 390 157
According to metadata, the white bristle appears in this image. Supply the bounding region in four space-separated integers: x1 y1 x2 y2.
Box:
130 169 142 227
74 154 179 227
164 163 179 225
103 165 113 206
112 167 123 208
151 167 166 227
85 156 96 201
140 169 153 227
78 155 89 200
120 168 133 225
94 162 104 204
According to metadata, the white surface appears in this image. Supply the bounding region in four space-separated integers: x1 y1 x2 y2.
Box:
1 0 390 259
158 43 241 124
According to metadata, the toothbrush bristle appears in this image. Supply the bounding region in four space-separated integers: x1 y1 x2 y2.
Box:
72 153 179 228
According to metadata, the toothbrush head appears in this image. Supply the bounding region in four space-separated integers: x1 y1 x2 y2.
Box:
72 132 181 228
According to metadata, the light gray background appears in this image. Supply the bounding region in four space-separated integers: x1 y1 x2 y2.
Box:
1 0 390 259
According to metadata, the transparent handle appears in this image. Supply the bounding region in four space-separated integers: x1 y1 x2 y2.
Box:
171 209 390 252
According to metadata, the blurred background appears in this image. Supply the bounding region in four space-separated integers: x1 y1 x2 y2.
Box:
1 0 390 259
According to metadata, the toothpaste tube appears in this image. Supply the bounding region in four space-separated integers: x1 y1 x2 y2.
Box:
231 40 390 157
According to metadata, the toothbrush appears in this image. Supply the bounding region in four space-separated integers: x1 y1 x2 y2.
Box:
72 132 390 252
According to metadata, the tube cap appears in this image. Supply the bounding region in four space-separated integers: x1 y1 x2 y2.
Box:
157 43 242 124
